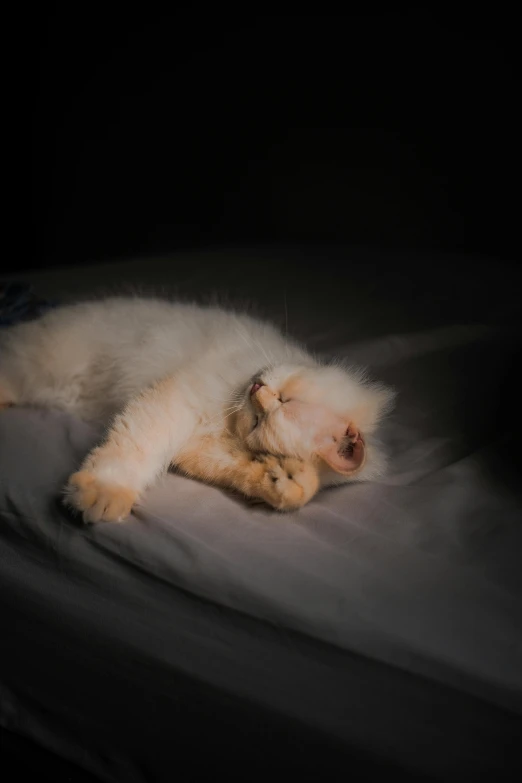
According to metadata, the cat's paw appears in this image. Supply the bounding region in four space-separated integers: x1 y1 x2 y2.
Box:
258 455 319 511
65 471 137 523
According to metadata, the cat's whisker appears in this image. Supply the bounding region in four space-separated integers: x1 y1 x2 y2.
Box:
206 412 241 430
233 323 260 355
217 375 245 404
211 404 242 417
232 319 274 366
205 404 243 427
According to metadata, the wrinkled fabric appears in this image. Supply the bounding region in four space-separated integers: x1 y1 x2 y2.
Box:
1 248 521 781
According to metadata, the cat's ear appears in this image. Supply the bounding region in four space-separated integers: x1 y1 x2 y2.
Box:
316 424 366 476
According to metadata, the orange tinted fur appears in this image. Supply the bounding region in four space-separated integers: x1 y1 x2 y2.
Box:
177 433 320 511
67 472 138 523
0 297 394 522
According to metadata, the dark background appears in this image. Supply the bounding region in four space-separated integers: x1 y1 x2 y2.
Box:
27 8 519 275
6 10 521 780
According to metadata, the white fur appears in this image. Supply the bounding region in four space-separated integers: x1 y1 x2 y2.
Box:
0 297 395 497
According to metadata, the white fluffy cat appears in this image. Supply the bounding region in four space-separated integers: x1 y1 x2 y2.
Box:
0 297 394 521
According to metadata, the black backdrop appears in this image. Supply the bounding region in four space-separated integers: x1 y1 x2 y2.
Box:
8 10 522 780
29 9 519 274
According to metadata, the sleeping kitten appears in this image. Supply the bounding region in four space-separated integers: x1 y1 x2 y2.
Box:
0 297 394 521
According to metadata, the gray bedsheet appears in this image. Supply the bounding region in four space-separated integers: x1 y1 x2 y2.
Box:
1 247 521 781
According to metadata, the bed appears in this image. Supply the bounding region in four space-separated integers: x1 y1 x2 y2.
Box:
1 246 521 781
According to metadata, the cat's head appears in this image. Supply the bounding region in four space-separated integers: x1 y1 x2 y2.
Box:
234 363 395 483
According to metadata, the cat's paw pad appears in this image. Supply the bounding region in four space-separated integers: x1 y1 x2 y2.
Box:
65 471 137 523
259 456 319 511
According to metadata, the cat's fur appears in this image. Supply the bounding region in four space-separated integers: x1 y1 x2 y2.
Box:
0 297 395 521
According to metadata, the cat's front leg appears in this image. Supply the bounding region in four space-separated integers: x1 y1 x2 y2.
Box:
65 377 196 523
65 471 139 524
175 439 319 510
255 455 320 511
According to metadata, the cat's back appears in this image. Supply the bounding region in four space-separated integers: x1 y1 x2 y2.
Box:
0 297 233 417
41 295 286 352
0 296 305 419
2 295 286 384
4 296 212 352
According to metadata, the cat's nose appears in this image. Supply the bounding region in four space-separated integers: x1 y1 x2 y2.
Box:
253 385 279 412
